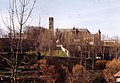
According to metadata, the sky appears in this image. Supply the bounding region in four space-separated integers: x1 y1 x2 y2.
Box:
0 0 120 37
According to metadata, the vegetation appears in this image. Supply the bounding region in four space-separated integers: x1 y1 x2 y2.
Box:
1 0 120 83
40 50 67 57
0 0 37 83
103 58 120 82
92 75 107 83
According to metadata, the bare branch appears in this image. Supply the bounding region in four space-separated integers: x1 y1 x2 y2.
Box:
22 0 36 25
0 55 12 67
19 0 30 9
1 0 37 82
14 0 20 24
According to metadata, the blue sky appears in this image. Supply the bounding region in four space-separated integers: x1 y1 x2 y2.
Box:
0 0 120 37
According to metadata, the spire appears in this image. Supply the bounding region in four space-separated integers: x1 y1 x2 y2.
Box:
98 29 101 34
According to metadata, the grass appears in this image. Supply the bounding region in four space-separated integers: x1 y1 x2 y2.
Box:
25 50 67 57
52 50 67 57
41 50 67 57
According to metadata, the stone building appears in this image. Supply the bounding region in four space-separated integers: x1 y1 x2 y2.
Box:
55 27 102 57
55 27 101 46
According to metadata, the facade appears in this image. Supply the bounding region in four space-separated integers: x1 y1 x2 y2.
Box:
103 40 118 46
55 27 101 45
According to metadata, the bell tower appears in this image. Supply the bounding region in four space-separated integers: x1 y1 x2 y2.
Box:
49 17 54 39
49 17 54 31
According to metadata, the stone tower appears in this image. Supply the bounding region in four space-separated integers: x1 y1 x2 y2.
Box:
49 17 54 39
49 17 54 31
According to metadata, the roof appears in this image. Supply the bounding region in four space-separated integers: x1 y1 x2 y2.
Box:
56 28 72 32
78 28 90 33
56 28 91 33
114 71 120 77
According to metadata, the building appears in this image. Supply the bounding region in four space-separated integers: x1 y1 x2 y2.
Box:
55 27 102 57
55 27 101 45
103 40 118 46
114 71 120 83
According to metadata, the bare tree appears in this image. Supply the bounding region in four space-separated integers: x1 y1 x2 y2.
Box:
0 27 4 37
38 29 54 55
0 0 37 83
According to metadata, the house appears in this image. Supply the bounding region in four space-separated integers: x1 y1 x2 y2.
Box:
114 71 120 83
